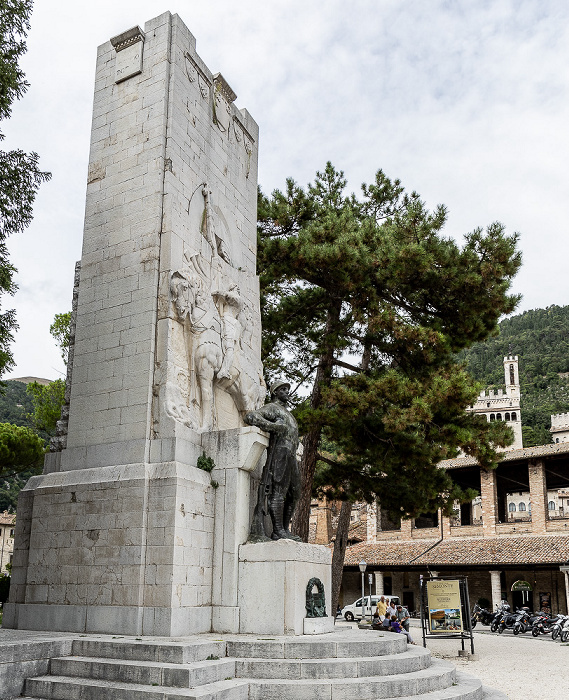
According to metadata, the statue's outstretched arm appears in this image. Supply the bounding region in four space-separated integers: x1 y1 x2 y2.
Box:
245 408 286 435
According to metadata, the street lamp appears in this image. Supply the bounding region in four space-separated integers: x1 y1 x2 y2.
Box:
359 560 367 622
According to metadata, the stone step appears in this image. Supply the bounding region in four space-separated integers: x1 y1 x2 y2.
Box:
50 656 236 687
70 638 226 664
235 646 431 679
246 660 456 699
226 633 407 658
23 676 250 700
389 672 484 700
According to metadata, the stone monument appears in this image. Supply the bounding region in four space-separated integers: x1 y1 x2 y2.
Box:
4 12 331 637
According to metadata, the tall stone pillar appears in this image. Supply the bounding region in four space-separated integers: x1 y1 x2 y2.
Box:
5 12 268 637
400 518 413 538
314 499 333 545
375 571 384 595
366 502 378 543
560 566 569 615
489 570 502 609
480 467 498 535
528 459 548 534
441 511 452 537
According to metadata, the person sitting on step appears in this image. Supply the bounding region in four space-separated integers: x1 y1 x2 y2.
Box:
390 615 416 644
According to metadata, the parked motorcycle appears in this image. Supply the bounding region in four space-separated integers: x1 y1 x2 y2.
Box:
471 603 494 628
491 603 512 633
512 608 532 635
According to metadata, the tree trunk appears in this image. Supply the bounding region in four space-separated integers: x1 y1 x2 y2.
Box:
331 499 352 616
292 301 341 541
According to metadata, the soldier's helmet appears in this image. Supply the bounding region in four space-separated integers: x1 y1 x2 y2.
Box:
270 380 290 396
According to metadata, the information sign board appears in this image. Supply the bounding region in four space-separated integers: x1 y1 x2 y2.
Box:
426 579 463 633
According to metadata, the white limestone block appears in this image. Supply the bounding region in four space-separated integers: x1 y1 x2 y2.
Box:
303 616 335 635
238 541 333 636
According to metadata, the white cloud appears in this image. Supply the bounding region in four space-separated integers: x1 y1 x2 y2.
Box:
2 0 569 378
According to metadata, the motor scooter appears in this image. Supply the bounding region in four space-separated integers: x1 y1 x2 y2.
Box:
512 607 532 635
492 604 517 633
490 603 513 634
531 612 554 637
551 614 569 641
560 616 569 642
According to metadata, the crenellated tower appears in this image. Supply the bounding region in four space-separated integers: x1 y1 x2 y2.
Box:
468 354 523 449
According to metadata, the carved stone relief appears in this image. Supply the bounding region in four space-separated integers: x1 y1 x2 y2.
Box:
184 51 210 100
213 87 231 132
162 186 264 432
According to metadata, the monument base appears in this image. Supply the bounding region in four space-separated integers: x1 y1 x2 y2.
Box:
238 539 332 635
303 616 335 634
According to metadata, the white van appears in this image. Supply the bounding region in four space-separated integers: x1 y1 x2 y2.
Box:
341 594 401 621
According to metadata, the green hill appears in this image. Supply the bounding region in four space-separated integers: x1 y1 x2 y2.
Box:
0 381 46 511
459 304 569 446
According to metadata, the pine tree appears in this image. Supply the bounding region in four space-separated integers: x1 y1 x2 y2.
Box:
258 163 522 544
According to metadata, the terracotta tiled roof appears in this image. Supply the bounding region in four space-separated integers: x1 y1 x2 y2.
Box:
440 442 569 469
348 520 367 543
345 534 569 567
0 511 15 526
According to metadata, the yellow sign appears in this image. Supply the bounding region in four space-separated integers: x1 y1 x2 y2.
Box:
426 580 463 633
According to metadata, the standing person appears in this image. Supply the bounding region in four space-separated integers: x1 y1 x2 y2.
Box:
397 604 411 632
390 615 416 644
382 599 392 628
386 599 397 621
376 595 387 622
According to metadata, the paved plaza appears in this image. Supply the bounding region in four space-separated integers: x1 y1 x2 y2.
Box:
337 619 568 699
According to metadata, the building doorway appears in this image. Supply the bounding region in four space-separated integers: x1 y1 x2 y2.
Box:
403 591 415 613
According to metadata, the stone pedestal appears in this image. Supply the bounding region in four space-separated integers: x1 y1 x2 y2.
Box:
5 426 267 636
303 616 335 634
238 540 332 635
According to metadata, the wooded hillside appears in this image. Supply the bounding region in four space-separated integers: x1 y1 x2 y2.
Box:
460 304 569 446
0 381 45 511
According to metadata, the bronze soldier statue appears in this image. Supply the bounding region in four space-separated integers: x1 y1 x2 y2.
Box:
245 380 302 541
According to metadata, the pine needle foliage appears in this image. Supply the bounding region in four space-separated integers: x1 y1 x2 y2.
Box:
258 163 522 538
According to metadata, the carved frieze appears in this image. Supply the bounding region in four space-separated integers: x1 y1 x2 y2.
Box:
184 51 211 99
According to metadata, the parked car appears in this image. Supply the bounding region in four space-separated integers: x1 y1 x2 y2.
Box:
341 595 401 621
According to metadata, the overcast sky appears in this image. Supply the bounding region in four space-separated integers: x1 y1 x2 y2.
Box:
3 0 569 381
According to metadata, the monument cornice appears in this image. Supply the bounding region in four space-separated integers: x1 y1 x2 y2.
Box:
110 25 145 52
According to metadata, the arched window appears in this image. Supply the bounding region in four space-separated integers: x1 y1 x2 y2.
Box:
528 502 531 513
518 502 526 512
508 502 516 512
549 501 556 510
490 414 495 421
496 413 502 421
510 364 515 384
511 412 516 421
556 438 560 444
505 413 510 421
